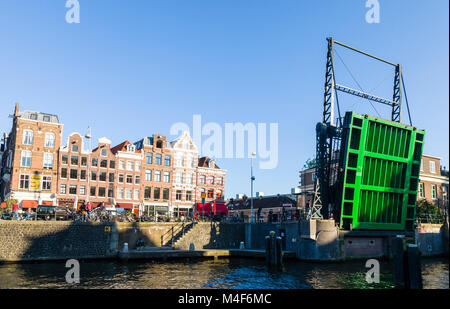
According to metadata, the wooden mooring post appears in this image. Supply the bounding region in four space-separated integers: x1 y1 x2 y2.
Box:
265 231 282 266
392 235 423 289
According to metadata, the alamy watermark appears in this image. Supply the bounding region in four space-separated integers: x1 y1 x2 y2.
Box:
66 0 80 24
365 0 380 24
365 259 380 283
170 115 278 170
65 259 80 284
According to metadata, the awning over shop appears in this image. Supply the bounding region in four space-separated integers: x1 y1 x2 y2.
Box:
41 201 53 206
22 200 38 209
117 203 133 209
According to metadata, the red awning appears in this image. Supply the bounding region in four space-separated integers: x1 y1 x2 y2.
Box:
117 203 133 209
22 200 38 209
41 201 53 206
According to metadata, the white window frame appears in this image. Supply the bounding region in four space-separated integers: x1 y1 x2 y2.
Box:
431 184 437 199
19 174 30 190
60 184 67 194
43 153 54 169
117 188 124 199
44 133 55 148
125 189 132 200
418 182 424 198
69 185 77 195
163 172 170 183
101 149 107 156
430 161 436 174
134 189 140 200
21 150 32 167
126 160 134 171
79 185 86 195
22 130 34 145
119 160 125 170
154 171 161 182
145 169 152 182
41 176 52 191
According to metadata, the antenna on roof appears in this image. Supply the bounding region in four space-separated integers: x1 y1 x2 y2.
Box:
85 126 92 139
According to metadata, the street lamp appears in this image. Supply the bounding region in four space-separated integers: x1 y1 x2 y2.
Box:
250 151 256 223
85 127 92 207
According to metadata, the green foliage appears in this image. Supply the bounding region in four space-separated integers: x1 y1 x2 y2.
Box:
303 158 316 169
6 198 18 211
416 199 439 217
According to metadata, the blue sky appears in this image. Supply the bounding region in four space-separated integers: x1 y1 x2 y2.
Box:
0 0 448 198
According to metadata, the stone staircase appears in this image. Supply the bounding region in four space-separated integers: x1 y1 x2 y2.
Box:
161 221 197 247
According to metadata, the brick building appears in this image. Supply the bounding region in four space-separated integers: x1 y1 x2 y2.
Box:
0 104 226 217
417 154 449 212
0 103 62 209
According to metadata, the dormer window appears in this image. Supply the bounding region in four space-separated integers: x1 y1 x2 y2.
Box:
29 113 38 120
127 144 136 153
209 160 215 168
156 140 163 149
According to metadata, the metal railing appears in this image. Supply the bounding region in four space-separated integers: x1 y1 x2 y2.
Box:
416 214 445 225
160 221 196 247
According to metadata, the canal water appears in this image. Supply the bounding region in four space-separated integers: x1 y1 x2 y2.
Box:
0 258 447 289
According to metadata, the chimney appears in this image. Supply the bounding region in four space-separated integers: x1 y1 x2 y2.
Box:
14 103 19 117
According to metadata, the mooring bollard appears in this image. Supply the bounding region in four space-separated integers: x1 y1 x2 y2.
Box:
406 244 423 289
240 241 245 249
265 231 282 266
392 235 405 288
122 242 128 253
189 242 195 251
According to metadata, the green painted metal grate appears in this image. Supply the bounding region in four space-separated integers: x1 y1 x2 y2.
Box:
338 112 425 231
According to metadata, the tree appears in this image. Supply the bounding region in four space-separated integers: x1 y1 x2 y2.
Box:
416 199 439 217
303 158 316 169
5 198 18 212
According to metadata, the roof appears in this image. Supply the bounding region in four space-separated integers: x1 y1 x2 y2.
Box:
227 195 297 210
18 110 60 124
198 157 220 169
111 140 141 154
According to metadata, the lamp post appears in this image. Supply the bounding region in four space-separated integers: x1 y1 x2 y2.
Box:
85 127 92 207
250 152 256 223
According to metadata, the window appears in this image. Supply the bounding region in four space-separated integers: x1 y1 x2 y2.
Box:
125 189 132 200
176 190 182 201
207 176 214 185
207 189 214 198
29 113 38 120
90 186 96 196
98 187 106 197
69 185 77 195
110 160 115 169
80 170 86 180
21 150 32 167
156 140 163 148
183 142 189 149
43 115 50 122
186 191 192 201
100 159 108 168
163 172 170 183
420 160 424 172
126 161 134 171
144 187 151 200
108 188 114 198
145 153 153 164
71 145 79 152
134 189 140 200
79 185 86 195
163 188 169 200
177 156 184 167
19 175 30 190
126 144 136 152
91 171 97 181
109 173 114 183
71 156 79 166
61 168 67 179
216 177 223 185
45 133 55 148
164 155 171 166
187 156 194 168
126 174 133 184
62 155 68 165
135 175 141 185
155 154 162 165
81 157 87 166
154 188 160 200
60 184 67 194
22 130 33 145
119 160 125 170
43 153 53 168
70 169 78 180
101 149 107 156
216 190 222 199
118 174 124 183
430 161 436 174
145 169 152 182
199 175 206 184
419 183 424 198
99 172 107 182
186 173 193 185
92 158 98 167
431 184 437 199
117 188 124 199
154 171 161 182
176 172 183 184
42 176 52 191
135 161 141 171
